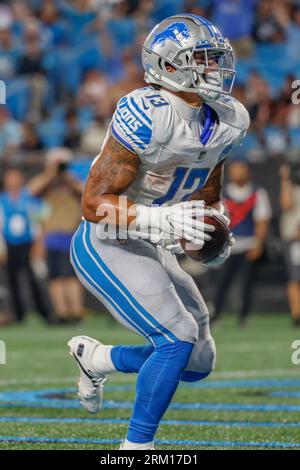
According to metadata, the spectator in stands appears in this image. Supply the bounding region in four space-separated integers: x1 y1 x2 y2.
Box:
252 0 286 43
287 3 300 61
80 114 108 155
210 0 256 57
21 121 43 152
280 163 300 327
211 160 272 326
0 232 12 326
58 0 97 44
0 13 19 80
0 105 23 162
63 110 81 150
28 148 84 324
16 19 47 122
38 1 67 47
246 72 272 130
78 70 111 117
0 167 52 324
109 59 144 105
133 0 155 37
264 100 291 156
107 0 137 51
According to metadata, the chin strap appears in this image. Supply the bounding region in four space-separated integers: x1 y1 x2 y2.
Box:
145 73 223 101
200 104 217 145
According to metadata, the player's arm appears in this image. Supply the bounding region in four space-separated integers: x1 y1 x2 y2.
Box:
189 160 225 211
82 135 214 244
82 136 140 225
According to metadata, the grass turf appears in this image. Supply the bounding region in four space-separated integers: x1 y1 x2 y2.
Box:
0 311 299 450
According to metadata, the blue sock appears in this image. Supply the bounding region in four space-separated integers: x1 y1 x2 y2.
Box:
111 345 154 373
126 340 193 443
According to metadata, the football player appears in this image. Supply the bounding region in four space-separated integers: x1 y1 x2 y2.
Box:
68 14 249 450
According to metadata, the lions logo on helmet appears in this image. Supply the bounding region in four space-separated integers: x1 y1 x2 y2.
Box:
150 22 191 49
143 14 236 100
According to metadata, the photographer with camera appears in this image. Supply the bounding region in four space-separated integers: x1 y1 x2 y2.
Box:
280 163 300 327
28 148 84 324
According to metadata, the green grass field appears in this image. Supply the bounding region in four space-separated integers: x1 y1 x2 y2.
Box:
0 312 300 450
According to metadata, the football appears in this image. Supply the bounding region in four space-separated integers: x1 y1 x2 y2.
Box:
180 207 230 263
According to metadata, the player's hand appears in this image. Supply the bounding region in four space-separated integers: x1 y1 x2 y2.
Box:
135 200 216 245
162 241 185 254
198 72 222 101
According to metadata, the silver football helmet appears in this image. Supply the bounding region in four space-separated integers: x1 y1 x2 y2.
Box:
142 14 235 100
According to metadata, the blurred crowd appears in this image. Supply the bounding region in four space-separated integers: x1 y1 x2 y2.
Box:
0 0 300 327
0 0 300 161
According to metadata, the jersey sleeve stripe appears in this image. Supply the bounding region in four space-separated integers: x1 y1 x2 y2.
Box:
115 110 146 146
129 97 152 126
114 114 146 150
120 98 152 139
110 92 153 155
116 106 151 146
123 98 152 130
111 124 136 154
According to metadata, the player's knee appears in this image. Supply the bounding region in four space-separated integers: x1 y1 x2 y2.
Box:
181 335 216 382
203 336 216 371
198 335 216 373
155 339 194 373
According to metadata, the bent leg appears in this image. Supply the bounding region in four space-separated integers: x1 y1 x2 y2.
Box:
71 221 198 443
159 248 216 382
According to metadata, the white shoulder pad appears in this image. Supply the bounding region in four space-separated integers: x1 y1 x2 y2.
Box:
208 95 250 133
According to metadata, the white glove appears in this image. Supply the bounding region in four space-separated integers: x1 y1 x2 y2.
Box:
163 224 235 259
162 240 185 255
134 200 216 247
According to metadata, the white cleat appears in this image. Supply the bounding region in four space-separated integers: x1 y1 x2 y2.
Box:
68 335 108 414
119 441 155 450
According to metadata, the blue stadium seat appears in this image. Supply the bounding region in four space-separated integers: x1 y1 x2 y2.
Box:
37 117 66 148
231 131 263 160
68 158 92 182
235 57 258 85
78 107 94 132
6 78 31 121
255 43 288 65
